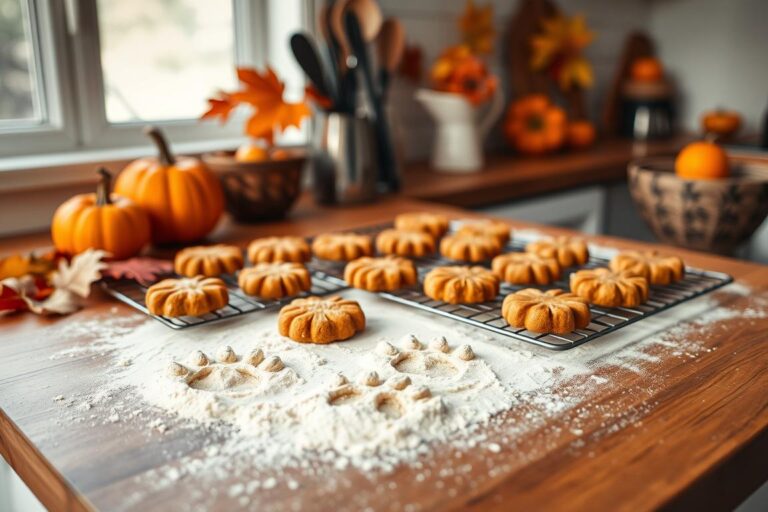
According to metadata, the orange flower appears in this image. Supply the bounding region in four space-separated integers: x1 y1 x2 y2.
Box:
503 94 567 155
202 67 311 144
430 45 498 105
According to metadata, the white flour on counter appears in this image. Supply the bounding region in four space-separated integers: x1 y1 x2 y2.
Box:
50 282 767 497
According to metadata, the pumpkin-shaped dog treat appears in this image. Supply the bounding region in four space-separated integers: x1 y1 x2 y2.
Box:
52 168 151 260
247 236 310 263
492 252 561 285
174 244 243 277
114 126 224 243
238 262 311 299
570 268 649 308
145 276 229 317
526 236 589 267
440 233 502 262
312 233 373 261
278 295 366 344
423 266 499 304
394 212 449 239
344 256 417 292
609 251 685 285
502 288 591 334
456 219 511 245
375 229 435 257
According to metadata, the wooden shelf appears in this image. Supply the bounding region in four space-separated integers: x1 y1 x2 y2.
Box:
402 137 688 207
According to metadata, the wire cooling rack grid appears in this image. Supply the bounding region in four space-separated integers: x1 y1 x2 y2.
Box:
102 222 732 348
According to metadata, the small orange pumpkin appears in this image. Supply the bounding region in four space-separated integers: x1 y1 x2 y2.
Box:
675 141 730 180
115 127 224 244
503 94 567 155
701 109 742 137
630 57 664 82
567 120 596 149
52 169 151 260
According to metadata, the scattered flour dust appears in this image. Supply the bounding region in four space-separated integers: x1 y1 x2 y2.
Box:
50 272 767 499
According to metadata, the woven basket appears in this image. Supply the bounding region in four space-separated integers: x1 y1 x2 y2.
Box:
628 156 768 254
203 149 306 223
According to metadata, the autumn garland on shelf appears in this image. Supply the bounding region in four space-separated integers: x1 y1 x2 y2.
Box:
201 67 312 161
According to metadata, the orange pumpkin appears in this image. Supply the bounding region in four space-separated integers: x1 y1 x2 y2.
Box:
701 109 742 137
630 57 664 82
115 127 225 243
235 142 269 162
567 120 596 149
503 94 567 155
52 169 151 260
675 141 730 180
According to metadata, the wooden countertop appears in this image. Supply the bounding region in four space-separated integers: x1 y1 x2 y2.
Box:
2 196 768 511
401 137 687 207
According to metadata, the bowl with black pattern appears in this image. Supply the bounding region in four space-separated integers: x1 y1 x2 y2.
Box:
628 156 768 254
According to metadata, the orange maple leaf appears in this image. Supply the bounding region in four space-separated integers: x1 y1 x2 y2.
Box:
459 0 495 55
202 67 311 144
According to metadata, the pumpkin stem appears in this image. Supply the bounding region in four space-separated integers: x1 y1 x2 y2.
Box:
144 125 176 166
96 167 113 206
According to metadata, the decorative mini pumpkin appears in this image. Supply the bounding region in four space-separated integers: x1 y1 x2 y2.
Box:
503 94 566 155
701 109 742 137
675 141 730 180
114 126 224 244
630 57 663 83
52 168 151 260
566 120 596 149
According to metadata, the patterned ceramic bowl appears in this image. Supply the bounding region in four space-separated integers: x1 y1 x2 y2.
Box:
628 157 768 254
203 149 306 223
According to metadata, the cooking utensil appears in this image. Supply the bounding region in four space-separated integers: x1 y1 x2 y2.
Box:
312 112 378 204
348 0 383 42
376 18 405 99
344 10 399 191
290 32 335 106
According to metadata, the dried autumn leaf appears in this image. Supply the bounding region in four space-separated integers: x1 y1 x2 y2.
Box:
51 249 108 298
459 0 495 55
202 66 311 144
530 14 595 91
103 257 173 285
0 251 59 280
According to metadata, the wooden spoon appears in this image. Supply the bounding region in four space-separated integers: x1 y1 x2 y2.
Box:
348 0 383 42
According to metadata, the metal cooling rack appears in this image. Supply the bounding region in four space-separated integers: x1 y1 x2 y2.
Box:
379 238 733 350
101 269 348 329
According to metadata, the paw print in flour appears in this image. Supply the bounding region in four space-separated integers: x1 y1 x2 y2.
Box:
167 346 296 396
327 371 434 419
377 335 475 380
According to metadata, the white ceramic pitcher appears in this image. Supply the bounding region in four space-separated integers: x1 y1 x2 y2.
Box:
415 87 504 173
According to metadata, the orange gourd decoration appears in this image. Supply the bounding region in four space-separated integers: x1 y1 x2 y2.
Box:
630 57 663 82
503 94 567 155
701 109 742 137
567 120 596 149
52 168 151 260
675 141 730 180
115 127 224 243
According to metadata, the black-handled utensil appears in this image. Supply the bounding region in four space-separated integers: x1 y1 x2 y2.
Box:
290 32 336 108
344 10 399 191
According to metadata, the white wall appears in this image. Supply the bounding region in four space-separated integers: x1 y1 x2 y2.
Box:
649 0 768 133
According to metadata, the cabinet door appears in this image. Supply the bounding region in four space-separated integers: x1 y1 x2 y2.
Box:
479 186 605 234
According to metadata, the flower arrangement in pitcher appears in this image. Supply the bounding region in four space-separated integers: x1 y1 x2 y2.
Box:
428 0 498 105
201 67 312 162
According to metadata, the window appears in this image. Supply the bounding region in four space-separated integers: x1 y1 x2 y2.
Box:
0 0 309 158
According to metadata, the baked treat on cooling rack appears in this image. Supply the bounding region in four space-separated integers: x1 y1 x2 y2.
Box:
423 265 499 304
456 219 511 245
375 229 435 257
526 236 589 267
394 212 449 239
491 252 561 285
311 233 373 261
278 295 366 344
609 250 685 285
238 262 312 299
502 288 591 334
570 268 649 308
440 233 502 262
145 276 229 317
344 256 417 292
247 236 310 263
174 244 243 277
